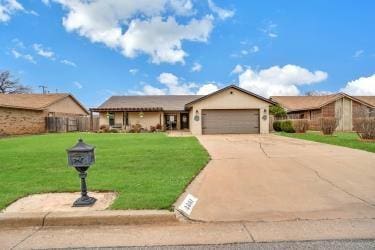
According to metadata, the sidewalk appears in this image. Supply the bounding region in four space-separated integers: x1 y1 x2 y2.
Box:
2 218 375 249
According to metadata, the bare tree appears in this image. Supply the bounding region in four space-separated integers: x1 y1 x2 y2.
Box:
0 70 32 94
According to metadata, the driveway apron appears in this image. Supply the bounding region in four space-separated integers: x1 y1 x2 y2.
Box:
176 134 375 222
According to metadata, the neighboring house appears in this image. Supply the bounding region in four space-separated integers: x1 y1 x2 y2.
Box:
0 93 89 135
91 85 275 135
271 93 375 131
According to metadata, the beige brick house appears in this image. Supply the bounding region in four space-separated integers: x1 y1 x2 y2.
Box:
271 93 375 131
91 85 275 135
0 93 89 135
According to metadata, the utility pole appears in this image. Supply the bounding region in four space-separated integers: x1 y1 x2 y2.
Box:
38 85 48 94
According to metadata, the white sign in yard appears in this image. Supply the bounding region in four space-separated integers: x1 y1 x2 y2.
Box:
177 194 198 216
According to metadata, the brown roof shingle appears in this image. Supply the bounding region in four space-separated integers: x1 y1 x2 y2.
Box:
271 93 375 111
355 96 375 107
270 94 341 111
92 95 203 111
0 93 70 110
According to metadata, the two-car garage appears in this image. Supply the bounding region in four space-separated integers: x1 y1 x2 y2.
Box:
201 109 260 134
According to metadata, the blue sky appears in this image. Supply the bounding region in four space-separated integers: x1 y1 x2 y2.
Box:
1 0 374 107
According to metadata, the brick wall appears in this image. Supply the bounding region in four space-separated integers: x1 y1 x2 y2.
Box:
0 107 46 135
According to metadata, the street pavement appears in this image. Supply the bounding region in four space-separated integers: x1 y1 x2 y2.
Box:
2 218 375 249
62 240 375 250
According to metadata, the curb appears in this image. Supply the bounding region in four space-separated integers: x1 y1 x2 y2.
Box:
0 210 178 228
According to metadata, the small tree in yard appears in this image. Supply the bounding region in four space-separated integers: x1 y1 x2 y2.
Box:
355 118 375 140
0 70 31 94
292 119 309 133
320 117 338 135
270 104 287 119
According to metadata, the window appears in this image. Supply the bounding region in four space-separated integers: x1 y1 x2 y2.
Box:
108 112 115 126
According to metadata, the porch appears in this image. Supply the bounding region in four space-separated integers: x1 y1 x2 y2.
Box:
93 109 190 131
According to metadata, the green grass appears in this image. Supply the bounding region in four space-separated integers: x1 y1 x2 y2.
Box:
277 131 375 153
0 133 209 210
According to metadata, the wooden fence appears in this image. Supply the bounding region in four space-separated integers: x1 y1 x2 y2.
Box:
46 116 99 133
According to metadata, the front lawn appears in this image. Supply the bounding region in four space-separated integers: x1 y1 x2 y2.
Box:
0 133 209 210
277 131 375 153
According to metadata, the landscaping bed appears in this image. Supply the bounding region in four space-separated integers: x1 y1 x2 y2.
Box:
277 131 375 153
0 133 209 210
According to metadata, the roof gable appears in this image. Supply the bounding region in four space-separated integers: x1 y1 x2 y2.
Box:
271 93 374 111
185 85 275 107
0 93 89 114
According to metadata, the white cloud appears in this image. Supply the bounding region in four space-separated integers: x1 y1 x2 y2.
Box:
56 0 214 64
207 0 234 20
73 81 83 89
250 45 259 53
268 33 278 38
240 50 248 56
197 83 218 95
168 0 194 16
353 49 364 58
129 68 139 75
12 38 25 48
41 0 50 5
133 72 219 95
60 59 77 67
191 62 202 72
139 84 167 95
231 45 259 58
341 74 375 95
238 64 328 97
157 72 193 94
121 16 213 64
231 64 244 74
28 10 38 16
11 49 36 64
0 0 24 22
305 90 333 96
33 43 55 59
260 21 278 38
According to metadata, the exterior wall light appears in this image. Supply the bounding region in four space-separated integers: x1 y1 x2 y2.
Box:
194 110 200 121
139 111 144 118
262 108 268 120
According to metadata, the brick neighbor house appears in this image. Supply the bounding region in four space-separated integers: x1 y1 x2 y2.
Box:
0 93 89 135
271 93 375 131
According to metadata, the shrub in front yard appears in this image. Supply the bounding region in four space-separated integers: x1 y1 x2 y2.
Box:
130 124 142 133
99 124 109 133
320 117 338 135
292 119 309 133
280 120 295 133
273 120 282 131
156 123 163 132
354 118 375 140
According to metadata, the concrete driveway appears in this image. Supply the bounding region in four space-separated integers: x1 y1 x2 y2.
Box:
176 134 375 222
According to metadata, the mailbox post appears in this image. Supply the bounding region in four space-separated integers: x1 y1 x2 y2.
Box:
67 139 97 207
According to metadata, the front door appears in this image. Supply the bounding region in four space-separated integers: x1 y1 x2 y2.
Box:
165 114 177 130
180 113 189 129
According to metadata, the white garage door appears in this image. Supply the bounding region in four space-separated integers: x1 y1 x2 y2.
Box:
202 109 260 134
